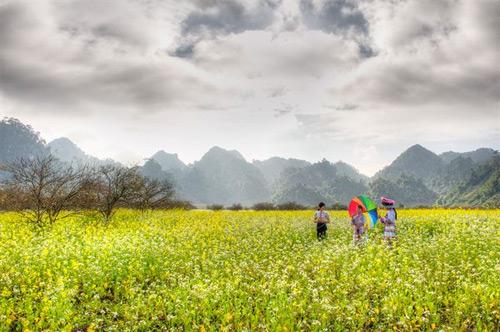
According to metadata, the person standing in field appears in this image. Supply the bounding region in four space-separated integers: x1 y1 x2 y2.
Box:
313 202 330 240
351 205 366 244
380 197 397 246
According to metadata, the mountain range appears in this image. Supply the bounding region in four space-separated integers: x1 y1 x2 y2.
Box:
1 118 498 207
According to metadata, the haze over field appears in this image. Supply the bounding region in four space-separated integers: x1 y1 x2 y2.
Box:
1 0 499 175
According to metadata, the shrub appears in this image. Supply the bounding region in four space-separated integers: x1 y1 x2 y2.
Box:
227 203 244 211
330 202 348 210
276 201 307 210
252 202 275 210
161 200 195 210
207 204 224 211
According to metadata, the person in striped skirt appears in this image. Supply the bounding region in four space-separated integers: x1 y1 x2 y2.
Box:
380 197 397 246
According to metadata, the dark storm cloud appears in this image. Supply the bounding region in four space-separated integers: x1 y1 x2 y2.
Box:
171 42 195 58
299 0 373 57
171 0 375 59
299 0 368 35
171 0 280 58
358 43 376 58
182 0 278 36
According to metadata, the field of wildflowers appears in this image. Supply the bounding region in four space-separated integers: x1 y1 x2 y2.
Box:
0 209 498 331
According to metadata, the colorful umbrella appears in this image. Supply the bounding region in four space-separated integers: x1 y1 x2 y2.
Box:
348 195 378 228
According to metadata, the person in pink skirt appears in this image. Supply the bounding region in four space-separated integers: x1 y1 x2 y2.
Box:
351 204 366 244
380 197 397 246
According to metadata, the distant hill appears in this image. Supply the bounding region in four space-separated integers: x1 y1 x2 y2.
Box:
253 157 310 186
151 150 187 172
439 156 500 207
139 159 176 184
48 138 87 163
430 156 475 195
329 176 369 205
369 174 438 207
0 118 46 164
375 144 444 183
272 159 369 205
334 161 369 183
440 148 498 164
373 145 498 205
272 183 327 206
48 137 118 166
179 147 270 205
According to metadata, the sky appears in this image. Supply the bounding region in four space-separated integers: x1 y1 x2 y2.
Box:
1 0 499 175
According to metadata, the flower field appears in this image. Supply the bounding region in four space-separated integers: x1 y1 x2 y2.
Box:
0 209 498 331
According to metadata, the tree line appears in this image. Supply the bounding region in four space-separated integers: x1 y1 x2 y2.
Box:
0 154 191 227
206 202 348 211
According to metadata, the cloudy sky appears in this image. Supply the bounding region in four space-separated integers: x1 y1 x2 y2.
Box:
1 0 499 175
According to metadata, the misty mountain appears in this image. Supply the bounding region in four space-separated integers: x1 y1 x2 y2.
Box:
139 159 174 182
0 118 46 164
375 144 445 183
48 137 119 167
151 150 187 172
179 147 270 205
439 156 500 207
369 174 438 207
253 157 310 186
272 160 369 205
48 138 106 166
440 148 498 164
372 144 498 206
272 183 327 206
333 161 369 183
430 156 476 195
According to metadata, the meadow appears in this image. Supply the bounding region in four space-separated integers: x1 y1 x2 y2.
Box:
0 209 498 331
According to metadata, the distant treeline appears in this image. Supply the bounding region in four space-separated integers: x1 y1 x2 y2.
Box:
206 202 347 211
204 202 497 211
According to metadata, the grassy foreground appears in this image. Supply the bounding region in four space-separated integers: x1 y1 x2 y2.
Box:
0 209 498 331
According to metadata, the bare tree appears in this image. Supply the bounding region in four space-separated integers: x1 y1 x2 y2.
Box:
1 157 179 223
2 155 89 227
84 165 143 221
0 187 7 211
133 177 175 210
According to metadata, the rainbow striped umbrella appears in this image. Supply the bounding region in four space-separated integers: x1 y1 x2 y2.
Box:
348 195 378 228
